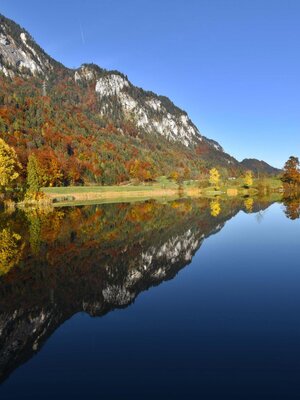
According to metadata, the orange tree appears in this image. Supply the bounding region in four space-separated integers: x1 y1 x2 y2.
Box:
281 156 300 188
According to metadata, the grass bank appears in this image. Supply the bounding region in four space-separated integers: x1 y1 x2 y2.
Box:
40 176 283 207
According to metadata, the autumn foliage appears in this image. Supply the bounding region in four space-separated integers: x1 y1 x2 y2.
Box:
0 74 217 189
281 156 300 189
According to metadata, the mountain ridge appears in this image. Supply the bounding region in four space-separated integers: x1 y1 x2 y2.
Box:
0 13 279 184
241 158 281 176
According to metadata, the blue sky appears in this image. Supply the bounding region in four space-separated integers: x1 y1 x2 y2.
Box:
1 0 299 168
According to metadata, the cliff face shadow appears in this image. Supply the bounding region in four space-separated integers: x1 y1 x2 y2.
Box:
0 197 275 383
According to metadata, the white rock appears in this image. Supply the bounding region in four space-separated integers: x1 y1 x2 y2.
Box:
146 99 161 111
95 74 129 96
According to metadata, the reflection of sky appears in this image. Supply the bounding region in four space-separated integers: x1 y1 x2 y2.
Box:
2 203 300 399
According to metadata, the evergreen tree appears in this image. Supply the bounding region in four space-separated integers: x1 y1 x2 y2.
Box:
26 154 41 199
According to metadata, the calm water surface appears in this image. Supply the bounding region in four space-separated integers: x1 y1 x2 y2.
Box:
0 197 299 399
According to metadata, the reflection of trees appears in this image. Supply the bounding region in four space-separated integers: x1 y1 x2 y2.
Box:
0 197 276 384
0 228 24 275
282 195 300 220
29 213 41 254
24 208 65 254
210 198 221 217
244 197 254 213
255 211 265 224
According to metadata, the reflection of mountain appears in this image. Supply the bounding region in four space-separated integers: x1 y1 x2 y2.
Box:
0 198 273 383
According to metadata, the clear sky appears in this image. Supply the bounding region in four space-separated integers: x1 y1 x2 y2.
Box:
1 0 299 168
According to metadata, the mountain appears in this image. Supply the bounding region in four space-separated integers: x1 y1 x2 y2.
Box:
0 14 62 77
241 158 281 176
74 63 232 153
0 13 224 150
0 13 278 185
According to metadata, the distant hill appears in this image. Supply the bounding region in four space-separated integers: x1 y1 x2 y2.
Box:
241 158 281 176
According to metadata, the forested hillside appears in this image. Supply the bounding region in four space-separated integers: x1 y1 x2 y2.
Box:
0 13 276 189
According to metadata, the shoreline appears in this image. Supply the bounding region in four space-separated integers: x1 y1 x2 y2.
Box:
4 177 284 209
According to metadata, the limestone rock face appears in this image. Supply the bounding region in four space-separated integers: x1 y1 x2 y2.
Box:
74 65 227 150
0 16 58 77
0 13 239 166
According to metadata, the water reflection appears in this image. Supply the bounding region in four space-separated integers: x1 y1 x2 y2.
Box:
0 228 23 276
244 197 254 213
210 198 221 217
282 193 300 220
0 196 295 383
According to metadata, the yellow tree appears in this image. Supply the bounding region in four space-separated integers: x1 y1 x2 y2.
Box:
243 170 253 189
209 168 220 190
0 138 21 195
169 171 179 181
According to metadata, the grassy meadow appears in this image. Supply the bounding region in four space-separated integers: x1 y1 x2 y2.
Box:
41 176 284 207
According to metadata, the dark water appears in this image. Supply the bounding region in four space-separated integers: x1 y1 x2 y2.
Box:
0 196 299 399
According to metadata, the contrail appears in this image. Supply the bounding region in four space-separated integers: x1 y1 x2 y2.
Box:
79 20 85 45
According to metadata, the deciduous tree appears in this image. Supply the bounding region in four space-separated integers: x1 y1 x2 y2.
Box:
281 156 300 188
243 170 253 189
209 168 220 190
0 138 21 196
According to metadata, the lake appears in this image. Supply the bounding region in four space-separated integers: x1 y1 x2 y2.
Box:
0 196 299 399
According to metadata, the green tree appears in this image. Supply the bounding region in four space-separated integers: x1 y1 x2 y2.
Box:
0 138 21 196
209 168 220 190
26 154 41 199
